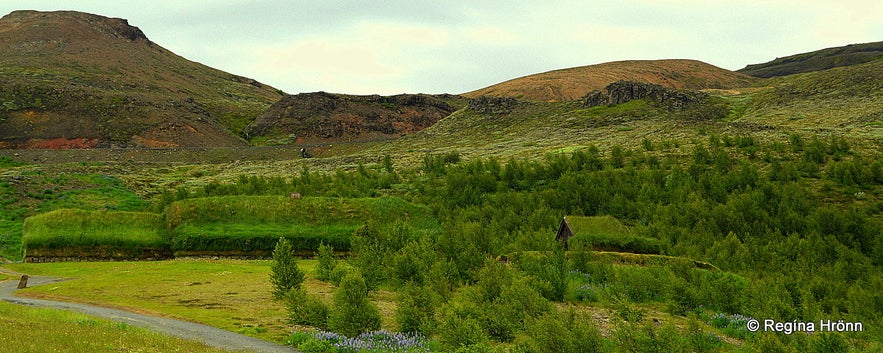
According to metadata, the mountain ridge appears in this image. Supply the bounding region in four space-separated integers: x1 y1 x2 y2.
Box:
738 41 883 78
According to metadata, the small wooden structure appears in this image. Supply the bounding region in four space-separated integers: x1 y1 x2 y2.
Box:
555 217 574 250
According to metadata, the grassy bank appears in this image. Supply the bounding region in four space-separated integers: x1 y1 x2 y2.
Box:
0 300 234 353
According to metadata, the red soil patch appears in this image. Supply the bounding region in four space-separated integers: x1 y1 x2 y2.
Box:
27 138 98 149
132 135 179 148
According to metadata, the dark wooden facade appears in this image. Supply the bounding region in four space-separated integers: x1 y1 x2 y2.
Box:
555 217 574 250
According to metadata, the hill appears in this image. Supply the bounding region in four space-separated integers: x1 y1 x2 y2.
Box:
738 41 883 78
0 10 283 148
244 92 465 145
367 51 881 165
462 59 756 102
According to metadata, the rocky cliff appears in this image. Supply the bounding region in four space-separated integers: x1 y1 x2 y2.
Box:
245 92 461 144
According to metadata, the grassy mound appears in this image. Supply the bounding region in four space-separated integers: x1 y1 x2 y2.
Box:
23 209 167 259
565 215 661 254
165 195 433 256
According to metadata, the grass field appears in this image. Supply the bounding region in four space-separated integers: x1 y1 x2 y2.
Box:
5 259 398 343
0 300 234 353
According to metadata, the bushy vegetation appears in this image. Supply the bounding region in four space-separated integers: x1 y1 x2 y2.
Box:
7 129 883 351
327 271 382 337
165 195 433 256
273 132 881 351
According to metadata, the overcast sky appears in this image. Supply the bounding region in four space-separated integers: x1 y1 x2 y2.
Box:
1 1 881 95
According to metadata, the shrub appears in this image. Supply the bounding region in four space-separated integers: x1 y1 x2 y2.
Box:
350 225 389 291
436 303 488 349
512 247 568 301
396 284 440 335
271 237 305 299
327 272 382 337
314 243 337 282
514 310 606 353
613 320 683 353
286 288 329 329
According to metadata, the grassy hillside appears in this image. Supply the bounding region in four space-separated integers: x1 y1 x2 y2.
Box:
0 10 282 148
463 59 757 101
0 167 150 261
735 58 883 138
738 41 883 78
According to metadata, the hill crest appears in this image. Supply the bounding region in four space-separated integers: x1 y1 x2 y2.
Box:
0 10 282 148
463 59 756 102
738 41 883 78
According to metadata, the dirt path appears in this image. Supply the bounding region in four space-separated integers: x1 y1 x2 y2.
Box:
0 269 297 353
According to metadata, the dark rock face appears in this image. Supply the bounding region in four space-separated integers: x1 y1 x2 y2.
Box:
245 92 458 142
467 96 520 114
583 81 708 110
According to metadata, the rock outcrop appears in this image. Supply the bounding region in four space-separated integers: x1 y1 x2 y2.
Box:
583 81 708 110
467 96 520 115
245 92 459 143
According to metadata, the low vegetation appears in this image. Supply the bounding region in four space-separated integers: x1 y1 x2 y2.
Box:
0 301 233 353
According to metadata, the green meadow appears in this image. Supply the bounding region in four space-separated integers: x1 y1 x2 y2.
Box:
0 300 234 353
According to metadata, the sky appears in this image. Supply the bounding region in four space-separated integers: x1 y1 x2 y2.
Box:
1 1 881 95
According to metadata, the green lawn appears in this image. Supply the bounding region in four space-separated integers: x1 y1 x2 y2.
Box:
0 300 235 353
5 259 398 343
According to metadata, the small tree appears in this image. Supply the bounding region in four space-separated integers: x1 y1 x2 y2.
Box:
315 243 337 282
271 236 305 299
396 284 439 335
328 271 381 337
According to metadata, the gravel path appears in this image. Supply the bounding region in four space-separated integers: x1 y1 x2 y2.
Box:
0 269 297 353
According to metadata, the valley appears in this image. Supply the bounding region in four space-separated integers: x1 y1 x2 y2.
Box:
0 9 881 353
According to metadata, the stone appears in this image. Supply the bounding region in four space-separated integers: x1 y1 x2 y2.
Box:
582 80 708 110
17 275 28 289
468 96 519 115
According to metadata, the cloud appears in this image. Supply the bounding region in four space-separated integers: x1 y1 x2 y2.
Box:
241 20 454 94
2 0 881 94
